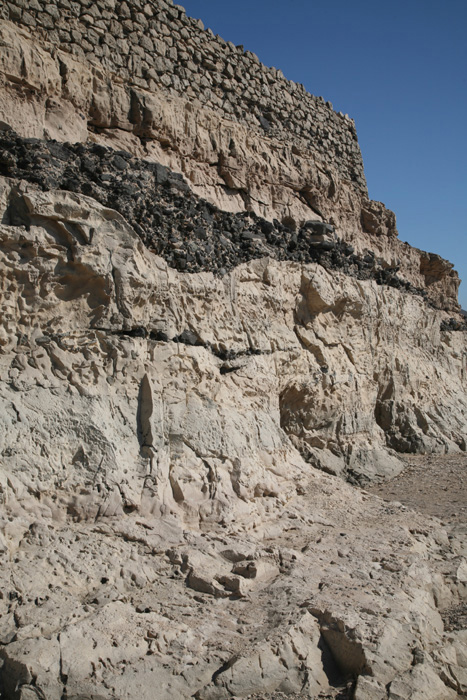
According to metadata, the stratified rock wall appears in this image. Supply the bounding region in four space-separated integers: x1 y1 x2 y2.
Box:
0 17 460 310
0 179 466 700
0 2 466 700
0 0 365 189
0 177 465 493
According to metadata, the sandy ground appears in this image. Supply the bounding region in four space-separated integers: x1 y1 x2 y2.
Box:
368 453 467 526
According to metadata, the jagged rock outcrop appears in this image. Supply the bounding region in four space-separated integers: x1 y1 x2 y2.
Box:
0 0 466 698
1 179 465 485
0 177 466 700
0 19 460 311
0 131 436 301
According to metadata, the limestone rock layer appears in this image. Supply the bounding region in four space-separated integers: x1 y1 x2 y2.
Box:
0 2 466 699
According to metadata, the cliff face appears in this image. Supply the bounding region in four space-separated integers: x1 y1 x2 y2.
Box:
1 182 467 700
0 18 460 310
0 2 466 699
0 146 465 486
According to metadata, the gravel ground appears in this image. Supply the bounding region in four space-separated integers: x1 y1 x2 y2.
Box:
369 453 467 635
368 453 467 526
236 686 354 700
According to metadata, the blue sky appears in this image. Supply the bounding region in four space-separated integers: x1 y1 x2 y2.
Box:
181 0 467 309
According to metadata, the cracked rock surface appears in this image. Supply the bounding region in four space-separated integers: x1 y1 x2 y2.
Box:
0 7 466 700
0 19 461 311
0 131 429 299
0 180 466 699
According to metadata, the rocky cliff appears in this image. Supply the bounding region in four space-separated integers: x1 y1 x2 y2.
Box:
0 2 466 699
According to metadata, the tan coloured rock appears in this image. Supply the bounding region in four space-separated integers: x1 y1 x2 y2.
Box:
0 20 460 311
0 181 466 699
387 662 458 699
0 180 465 496
0 8 466 698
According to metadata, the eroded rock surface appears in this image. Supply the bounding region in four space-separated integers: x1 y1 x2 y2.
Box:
0 20 461 311
0 182 466 699
0 1 466 698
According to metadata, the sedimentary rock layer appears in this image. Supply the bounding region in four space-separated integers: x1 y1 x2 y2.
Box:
0 1 466 698
1 174 466 480
0 131 434 298
0 20 461 310
0 0 365 189
0 181 466 699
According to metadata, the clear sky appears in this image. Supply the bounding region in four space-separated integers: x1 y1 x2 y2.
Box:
181 0 467 309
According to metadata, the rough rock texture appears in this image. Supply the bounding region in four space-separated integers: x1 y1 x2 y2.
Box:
1 179 466 483
0 1 466 699
0 20 460 311
0 180 466 700
0 131 435 302
0 2 366 189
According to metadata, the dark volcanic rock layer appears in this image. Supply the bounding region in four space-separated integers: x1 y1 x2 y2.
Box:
0 132 429 300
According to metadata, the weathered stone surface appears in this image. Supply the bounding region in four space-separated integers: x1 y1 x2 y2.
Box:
0 180 465 488
0 3 466 699
0 182 466 699
0 131 441 307
0 13 365 190
0 21 460 310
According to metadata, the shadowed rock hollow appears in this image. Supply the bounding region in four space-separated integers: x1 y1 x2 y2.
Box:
0 2 466 699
